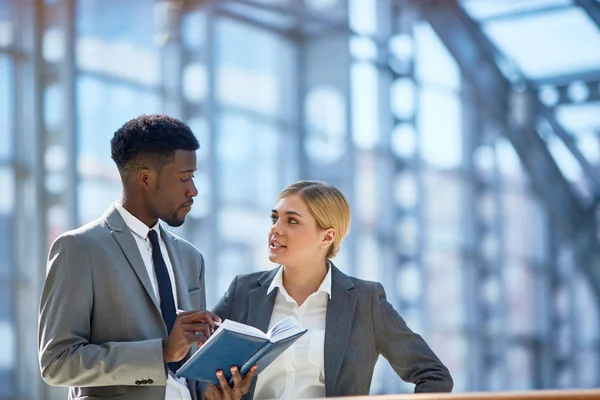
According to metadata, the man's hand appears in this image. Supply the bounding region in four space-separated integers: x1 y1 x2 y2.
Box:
163 310 221 363
204 365 258 400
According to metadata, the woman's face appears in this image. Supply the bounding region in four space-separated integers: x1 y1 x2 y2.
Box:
268 193 329 267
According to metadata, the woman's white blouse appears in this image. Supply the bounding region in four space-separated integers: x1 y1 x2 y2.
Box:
253 267 331 400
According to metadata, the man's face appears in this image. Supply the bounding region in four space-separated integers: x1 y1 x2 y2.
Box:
148 149 198 227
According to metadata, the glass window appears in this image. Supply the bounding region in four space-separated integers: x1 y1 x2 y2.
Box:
77 0 156 46
348 0 376 35
506 345 533 390
0 319 15 396
216 18 293 117
0 56 11 160
504 264 535 335
483 7 600 79
351 62 379 150
414 22 460 90
503 191 547 260
424 170 464 249
304 86 347 164
78 180 122 224
0 0 12 47
76 0 159 85
418 90 462 169
216 112 280 208
555 102 600 133
425 251 465 330
182 9 207 50
77 76 161 181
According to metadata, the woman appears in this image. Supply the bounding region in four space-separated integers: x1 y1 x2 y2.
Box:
211 181 452 399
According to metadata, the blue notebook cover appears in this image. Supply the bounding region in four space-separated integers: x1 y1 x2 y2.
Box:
176 321 307 385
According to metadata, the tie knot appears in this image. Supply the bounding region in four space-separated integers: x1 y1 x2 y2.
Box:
148 229 160 246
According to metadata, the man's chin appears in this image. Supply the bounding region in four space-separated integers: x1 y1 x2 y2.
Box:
162 214 186 227
164 219 185 227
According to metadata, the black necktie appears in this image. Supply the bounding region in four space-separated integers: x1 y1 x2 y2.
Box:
148 229 180 373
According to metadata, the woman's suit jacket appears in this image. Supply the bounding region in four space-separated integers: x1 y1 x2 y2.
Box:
212 264 453 398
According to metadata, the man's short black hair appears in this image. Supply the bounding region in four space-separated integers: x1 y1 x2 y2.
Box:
111 114 199 181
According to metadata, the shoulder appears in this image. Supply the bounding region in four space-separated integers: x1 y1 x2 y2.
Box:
349 276 385 300
163 229 202 258
229 268 278 291
50 216 108 248
332 265 383 297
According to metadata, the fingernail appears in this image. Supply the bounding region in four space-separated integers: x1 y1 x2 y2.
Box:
217 371 223 376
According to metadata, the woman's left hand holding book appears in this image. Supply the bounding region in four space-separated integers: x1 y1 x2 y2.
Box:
204 365 258 400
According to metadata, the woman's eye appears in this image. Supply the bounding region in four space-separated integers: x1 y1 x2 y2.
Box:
270 215 277 222
289 218 298 224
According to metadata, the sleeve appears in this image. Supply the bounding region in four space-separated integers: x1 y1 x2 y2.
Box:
211 275 239 321
372 282 453 393
37 234 167 387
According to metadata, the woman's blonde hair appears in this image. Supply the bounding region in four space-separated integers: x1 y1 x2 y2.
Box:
277 180 351 259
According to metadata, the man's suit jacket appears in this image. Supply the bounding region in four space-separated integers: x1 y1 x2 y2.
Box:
212 264 453 398
38 205 206 400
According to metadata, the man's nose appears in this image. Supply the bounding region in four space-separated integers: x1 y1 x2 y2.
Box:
188 179 198 197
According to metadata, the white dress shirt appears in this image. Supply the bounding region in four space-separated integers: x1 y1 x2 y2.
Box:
115 202 192 400
253 265 331 400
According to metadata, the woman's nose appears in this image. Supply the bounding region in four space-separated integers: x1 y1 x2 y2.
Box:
270 220 282 235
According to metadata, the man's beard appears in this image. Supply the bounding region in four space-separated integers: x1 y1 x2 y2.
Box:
163 211 185 227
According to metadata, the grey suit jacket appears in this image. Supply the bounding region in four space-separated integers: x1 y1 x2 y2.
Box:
212 264 453 398
38 205 206 400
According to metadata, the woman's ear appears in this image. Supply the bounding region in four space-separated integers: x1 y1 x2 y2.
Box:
321 228 335 248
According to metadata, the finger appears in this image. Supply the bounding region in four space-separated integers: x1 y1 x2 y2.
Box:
230 366 243 388
205 384 216 400
242 365 258 394
204 310 222 323
182 323 211 337
184 331 207 345
180 311 217 332
216 370 232 396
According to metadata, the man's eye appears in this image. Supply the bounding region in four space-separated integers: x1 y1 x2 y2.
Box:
181 174 195 182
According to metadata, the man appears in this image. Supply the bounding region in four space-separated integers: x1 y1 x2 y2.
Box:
38 115 252 400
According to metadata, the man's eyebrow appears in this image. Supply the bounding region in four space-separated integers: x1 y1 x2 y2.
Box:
179 169 196 173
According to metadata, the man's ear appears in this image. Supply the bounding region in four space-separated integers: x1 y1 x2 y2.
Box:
137 168 153 187
321 228 335 248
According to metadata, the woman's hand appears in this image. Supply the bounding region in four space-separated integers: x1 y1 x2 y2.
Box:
204 365 258 400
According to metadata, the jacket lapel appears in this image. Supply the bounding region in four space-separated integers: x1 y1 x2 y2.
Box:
160 226 192 311
324 265 357 397
247 267 279 333
104 205 160 311
245 268 279 400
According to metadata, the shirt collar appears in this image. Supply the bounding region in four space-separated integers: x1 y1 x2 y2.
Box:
114 201 160 240
267 263 332 299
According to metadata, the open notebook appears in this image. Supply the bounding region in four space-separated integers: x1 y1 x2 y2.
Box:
176 316 307 385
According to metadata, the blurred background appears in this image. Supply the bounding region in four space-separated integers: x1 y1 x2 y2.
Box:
1 0 600 398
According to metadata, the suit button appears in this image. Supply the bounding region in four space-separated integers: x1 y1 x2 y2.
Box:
148 379 154 384
135 380 141 385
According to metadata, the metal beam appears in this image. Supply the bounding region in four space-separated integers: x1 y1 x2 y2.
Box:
413 0 600 298
536 79 600 106
575 0 600 28
531 69 600 88
538 103 600 198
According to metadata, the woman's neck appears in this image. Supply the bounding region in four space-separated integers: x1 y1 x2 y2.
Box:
281 260 329 307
